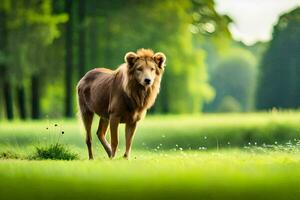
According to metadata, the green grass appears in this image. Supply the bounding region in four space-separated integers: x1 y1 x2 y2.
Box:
30 144 79 160
1 112 300 200
1 112 300 152
1 151 300 200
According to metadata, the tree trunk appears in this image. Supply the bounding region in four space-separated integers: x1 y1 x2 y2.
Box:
78 0 86 79
0 9 14 120
52 0 64 13
64 0 74 118
16 85 26 120
104 15 112 67
89 18 99 67
31 75 40 119
3 80 14 120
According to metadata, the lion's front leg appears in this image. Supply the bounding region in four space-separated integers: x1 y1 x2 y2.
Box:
124 122 137 159
109 116 120 159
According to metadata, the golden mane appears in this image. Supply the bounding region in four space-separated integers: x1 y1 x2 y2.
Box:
119 48 163 111
136 48 154 58
119 63 162 111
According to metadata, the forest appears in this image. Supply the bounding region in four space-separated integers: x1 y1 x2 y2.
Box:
0 0 299 120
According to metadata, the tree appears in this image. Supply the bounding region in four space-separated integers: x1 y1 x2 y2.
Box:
206 50 257 112
1 0 235 118
217 96 241 113
256 7 300 110
1 0 67 120
78 0 86 79
191 0 233 73
64 0 74 118
0 2 13 120
16 84 26 119
84 0 229 113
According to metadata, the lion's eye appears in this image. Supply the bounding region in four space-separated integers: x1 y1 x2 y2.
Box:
151 68 155 71
137 68 143 71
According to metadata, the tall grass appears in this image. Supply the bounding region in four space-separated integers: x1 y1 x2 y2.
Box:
30 144 78 160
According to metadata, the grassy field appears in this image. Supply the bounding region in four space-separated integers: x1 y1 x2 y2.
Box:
1 151 300 200
1 112 300 200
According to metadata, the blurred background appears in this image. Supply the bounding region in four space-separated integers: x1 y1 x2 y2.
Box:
0 0 299 120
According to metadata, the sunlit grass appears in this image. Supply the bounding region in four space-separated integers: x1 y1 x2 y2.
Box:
1 112 300 151
1 150 300 200
1 112 300 199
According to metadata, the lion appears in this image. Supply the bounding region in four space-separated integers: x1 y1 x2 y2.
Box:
77 48 166 159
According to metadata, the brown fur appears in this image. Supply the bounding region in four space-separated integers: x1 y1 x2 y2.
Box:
77 48 166 159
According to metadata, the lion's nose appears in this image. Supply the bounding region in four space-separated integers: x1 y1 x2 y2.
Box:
144 78 151 85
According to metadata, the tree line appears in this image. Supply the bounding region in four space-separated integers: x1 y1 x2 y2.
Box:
256 7 300 110
0 1 299 120
0 0 232 120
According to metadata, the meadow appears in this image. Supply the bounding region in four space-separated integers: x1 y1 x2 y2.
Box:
1 112 300 200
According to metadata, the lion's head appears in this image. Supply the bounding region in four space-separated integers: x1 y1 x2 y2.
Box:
124 48 166 88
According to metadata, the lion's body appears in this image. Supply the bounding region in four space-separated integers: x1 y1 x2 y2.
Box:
77 65 155 124
77 49 166 159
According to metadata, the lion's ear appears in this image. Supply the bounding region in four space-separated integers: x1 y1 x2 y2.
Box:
153 52 166 69
125 52 138 67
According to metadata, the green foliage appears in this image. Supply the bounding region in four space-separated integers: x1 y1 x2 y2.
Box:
88 0 222 113
206 50 257 112
2 1 299 118
41 82 64 118
6 0 67 77
190 0 232 37
217 96 241 113
256 7 300 110
0 151 20 159
0 0 68 120
30 144 78 160
242 41 268 62
0 0 236 118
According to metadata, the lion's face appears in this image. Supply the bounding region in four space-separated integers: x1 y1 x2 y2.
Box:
125 50 166 88
133 59 157 87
